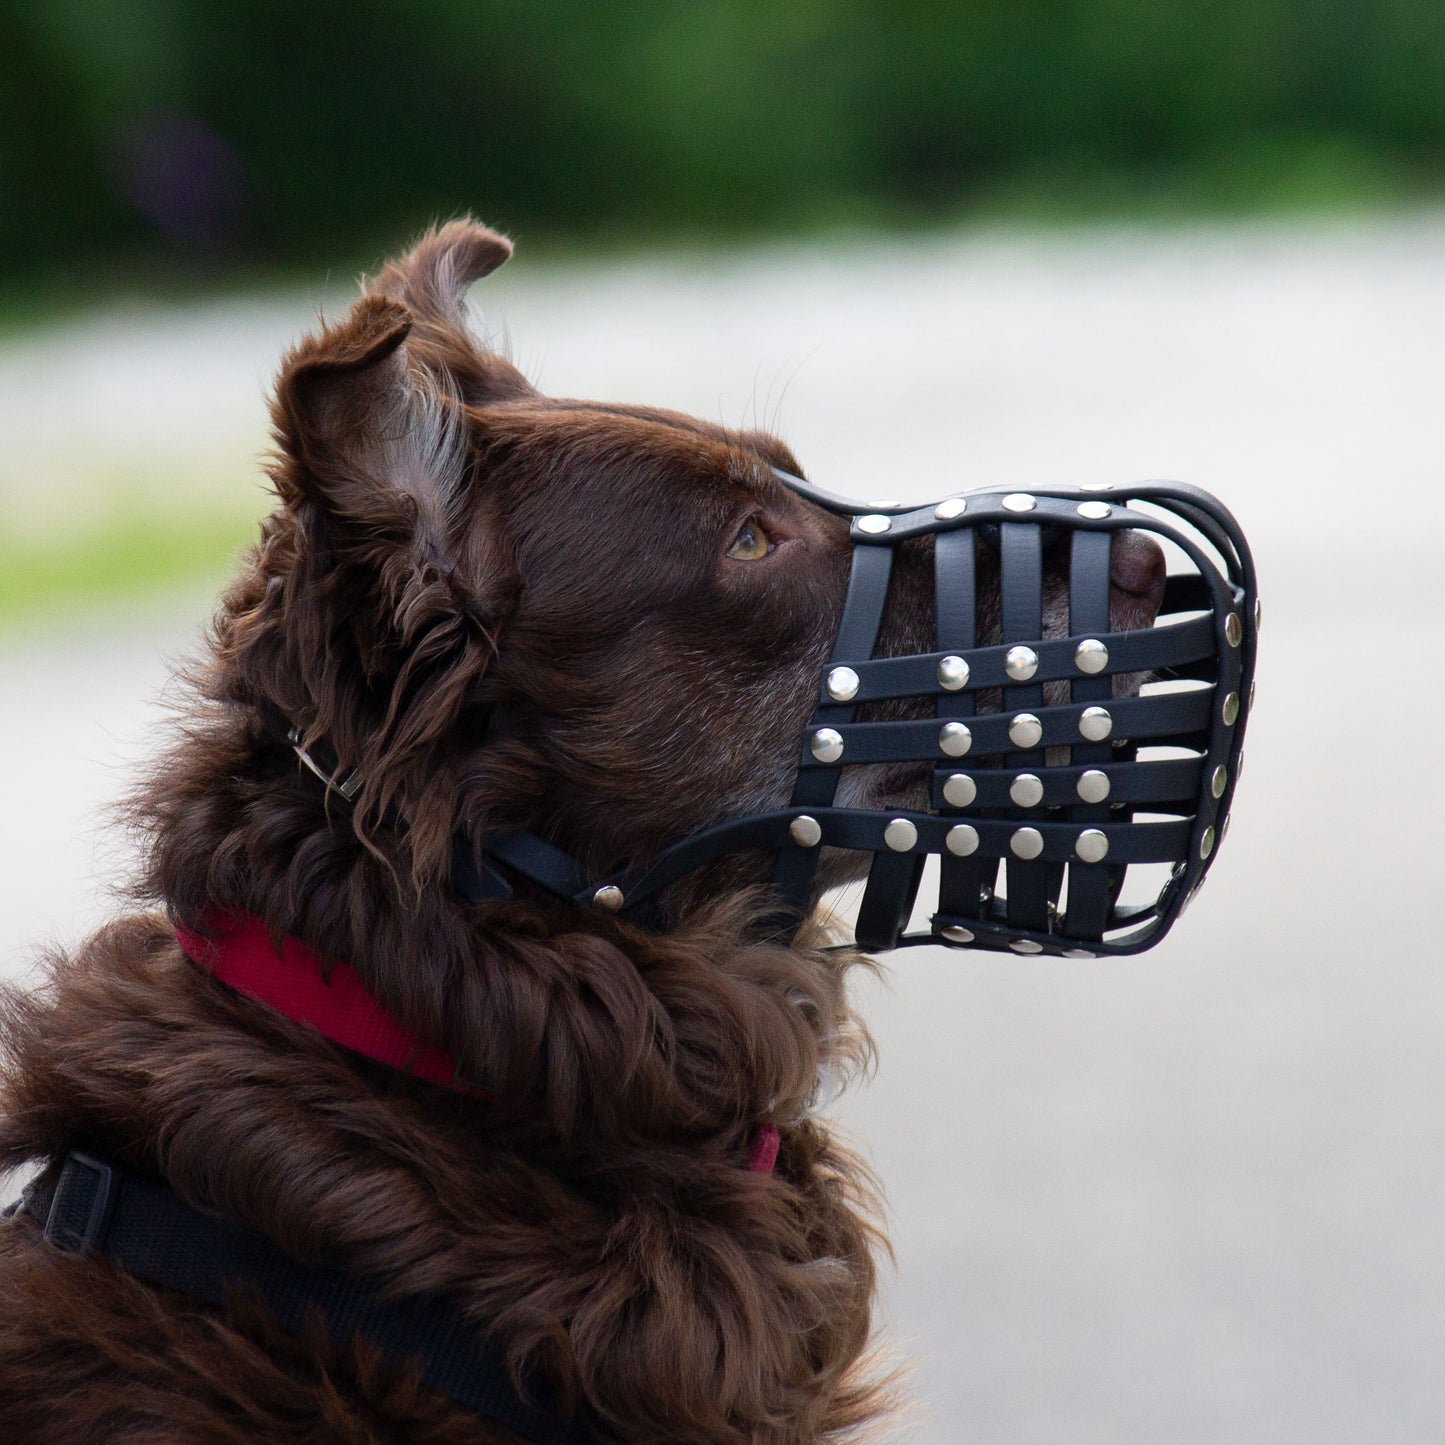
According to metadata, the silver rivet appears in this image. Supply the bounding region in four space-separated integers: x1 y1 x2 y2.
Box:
1254 596 1262 631
937 655 970 691
870 499 902 510
789 815 822 848
1222 691 1240 726
883 818 918 852
934 497 968 521
1236 750 1245 781
946 823 980 856
825 665 860 702
1008 713 1043 749
1210 765 1228 799
1063 948 1097 959
1225 612 1242 647
1010 773 1044 808
940 924 975 944
939 721 973 757
1001 493 1036 513
855 514 892 535
1199 825 1216 860
810 727 844 763
593 884 625 912
1074 638 1108 674
1075 828 1109 863
1010 826 1044 860
1222 812 1232 841
1076 768 1110 804
1078 706 1112 742
1010 938 1044 954
1004 645 1039 682
1249 679 1256 713
1081 482 1114 492
1076 500 1112 520
942 773 976 808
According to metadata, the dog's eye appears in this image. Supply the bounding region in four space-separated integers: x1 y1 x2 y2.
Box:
726 521 771 561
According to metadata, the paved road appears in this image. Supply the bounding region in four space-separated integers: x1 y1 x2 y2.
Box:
3 217 1443 1443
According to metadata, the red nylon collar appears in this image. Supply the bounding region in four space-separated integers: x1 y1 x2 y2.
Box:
174 910 779 1174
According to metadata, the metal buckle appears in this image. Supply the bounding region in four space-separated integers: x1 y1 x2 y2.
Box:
287 728 364 802
43 1152 119 1258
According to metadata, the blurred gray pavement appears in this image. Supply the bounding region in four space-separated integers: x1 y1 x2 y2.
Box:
3 216 1442 1442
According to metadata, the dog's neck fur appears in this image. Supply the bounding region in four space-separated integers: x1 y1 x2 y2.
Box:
0 694 887 1442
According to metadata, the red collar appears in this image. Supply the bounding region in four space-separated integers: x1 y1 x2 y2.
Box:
174 910 779 1175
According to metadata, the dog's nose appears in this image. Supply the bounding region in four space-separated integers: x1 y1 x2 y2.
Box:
1108 529 1166 628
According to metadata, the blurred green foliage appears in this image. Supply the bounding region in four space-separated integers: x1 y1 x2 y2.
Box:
3 0 1444 290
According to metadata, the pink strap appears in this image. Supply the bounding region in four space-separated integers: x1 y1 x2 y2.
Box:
174 910 778 1174
175 910 470 1092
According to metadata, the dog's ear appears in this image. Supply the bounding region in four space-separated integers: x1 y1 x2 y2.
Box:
260 226 527 878
368 218 535 407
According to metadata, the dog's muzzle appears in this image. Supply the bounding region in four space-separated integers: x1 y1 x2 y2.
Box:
471 472 1258 959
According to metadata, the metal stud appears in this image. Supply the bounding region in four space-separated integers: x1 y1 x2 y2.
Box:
1236 750 1245 782
789 815 822 848
1222 812 1232 842
1008 713 1043 749
1080 482 1114 492
939 721 973 757
1076 500 1112 520
1001 493 1036 513
937 655 970 691
1010 826 1044 860
1199 825 1216 860
1010 938 1044 954
593 885 625 912
1210 764 1228 799
1004 645 1039 682
1221 691 1240 726
1249 679 1256 713
945 823 980 856
1076 768 1110 804
1010 773 1044 808
940 924 975 945
1254 596 1262 631
1063 948 1097 959
942 773 977 808
934 497 968 521
1078 706 1112 742
855 514 892 535
1225 612 1242 647
883 817 918 852
810 727 844 763
1075 828 1109 863
825 666 860 702
1074 638 1109 674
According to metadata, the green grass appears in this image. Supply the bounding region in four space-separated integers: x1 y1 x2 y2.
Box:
0 507 260 633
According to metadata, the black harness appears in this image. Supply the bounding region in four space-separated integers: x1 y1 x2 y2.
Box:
18 1152 603 1443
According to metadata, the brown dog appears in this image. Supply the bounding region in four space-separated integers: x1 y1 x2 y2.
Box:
0 221 1164 1443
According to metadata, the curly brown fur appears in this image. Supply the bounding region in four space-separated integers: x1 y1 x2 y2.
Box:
0 221 905 1443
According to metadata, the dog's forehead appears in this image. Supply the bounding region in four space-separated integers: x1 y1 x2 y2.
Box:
483 399 790 508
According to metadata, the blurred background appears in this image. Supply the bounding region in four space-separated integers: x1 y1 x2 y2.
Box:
2 4 1443 1442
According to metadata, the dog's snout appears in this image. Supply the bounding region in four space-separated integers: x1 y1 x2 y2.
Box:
1108 529 1166 629
1109 529 1166 599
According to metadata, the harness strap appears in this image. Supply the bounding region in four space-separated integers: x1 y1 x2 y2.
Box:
21 1151 604 1445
